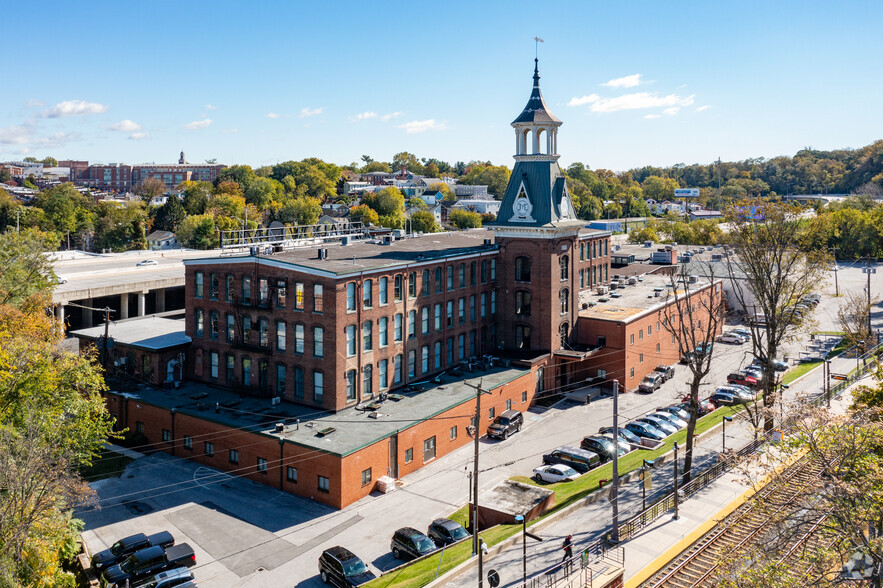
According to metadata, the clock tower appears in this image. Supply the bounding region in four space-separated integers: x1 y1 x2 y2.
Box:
493 59 584 357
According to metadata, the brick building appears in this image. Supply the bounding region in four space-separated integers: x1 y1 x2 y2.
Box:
88 59 720 509
69 154 226 191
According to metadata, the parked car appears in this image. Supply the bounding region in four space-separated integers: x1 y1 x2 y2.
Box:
532 464 581 484
731 327 752 339
716 386 754 402
695 343 714 357
679 351 695 364
91 531 175 572
130 567 196 588
542 446 601 473
749 357 788 372
655 364 676 381
657 405 691 421
726 372 758 388
742 366 764 380
390 528 437 561
598 426 643 447
636 416 678 436
638 372 665 393
649 411 687 429
427 518 470 546
709 392 742 407
625 421 666 441
680 396 716 414
100 544 195 587
318 546 376 586
486 409 523 440
580 436 626 462
718 332 746 345
725 384 757 400
136 259 158 266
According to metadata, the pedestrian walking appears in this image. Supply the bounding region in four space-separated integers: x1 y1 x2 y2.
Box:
561 534 574 573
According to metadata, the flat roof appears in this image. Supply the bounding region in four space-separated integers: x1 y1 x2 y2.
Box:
109 364 530 457
72 316 191 350
579 273 717 323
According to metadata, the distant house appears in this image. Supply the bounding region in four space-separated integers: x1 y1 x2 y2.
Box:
687 210 724 222
146 230 177 250
318 209 352 232
452 198 501 216
454 184 490 198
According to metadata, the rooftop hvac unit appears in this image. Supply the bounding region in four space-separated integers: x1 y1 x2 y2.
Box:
317 248 327 259
273 244 284 253
271 396 281 405
484 238 492 245
275 423 284 433
250 246 260 256
341 236 351 246
382 235 394 245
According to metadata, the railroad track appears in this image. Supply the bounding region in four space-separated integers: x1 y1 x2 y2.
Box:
641 454 828 588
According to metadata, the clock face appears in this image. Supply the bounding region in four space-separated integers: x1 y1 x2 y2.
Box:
515 199 530 214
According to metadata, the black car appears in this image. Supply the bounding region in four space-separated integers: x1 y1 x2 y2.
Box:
427 518 470 546
579 436 621 462
91 531 175 572
318 546 375 587
101 544 195 587
390 527 437 560
486 410 523 440
655 364 675 381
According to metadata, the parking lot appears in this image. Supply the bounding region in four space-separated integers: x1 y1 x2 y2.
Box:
79 262 878 587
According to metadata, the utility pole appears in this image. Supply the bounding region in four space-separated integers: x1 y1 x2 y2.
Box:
865 257 875 341
716 157 722 211
102 306 112 370
611 380 620 542
465 379 490 588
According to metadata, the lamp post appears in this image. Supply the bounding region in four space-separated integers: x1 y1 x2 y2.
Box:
673 441 680 520
722 416 733 451
515 514 526 587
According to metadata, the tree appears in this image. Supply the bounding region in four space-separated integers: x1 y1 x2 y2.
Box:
361 161 391 173
152 195 186 233
135 177 166 203
93 202 148 252
179 181 213 215
628 224 660 244
0 230 57 306
838 290 876 349
0 188 23 230
0 168 12 183
410 210 440 233
362 187 405 217
244 176 283 211
641 176 679 201
460 163 510 197
176 214 218 249
274 197 322 226
602 201 622 219
724 199 830 431
659 264 727 481
270 160 339 201
215 164 256 193
40 156 58 166
391 152 422 175
349 205 379 226
449 210 482 229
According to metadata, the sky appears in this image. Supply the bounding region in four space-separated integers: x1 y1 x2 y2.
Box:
2 0 881 172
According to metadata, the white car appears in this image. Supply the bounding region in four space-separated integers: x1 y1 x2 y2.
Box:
718 332 746 345
136 259 158 266
532 464 581 484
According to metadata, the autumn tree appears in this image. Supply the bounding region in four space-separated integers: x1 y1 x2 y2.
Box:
724 199 830 430
838 290 876 349
449 210 482 229
410 210 440 233
179 181 214 215
659 264 728 481
135 176 166 203
349 204 379 226
176 214 219 249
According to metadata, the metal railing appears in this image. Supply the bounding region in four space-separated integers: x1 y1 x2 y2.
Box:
219 221 366 249
526 547 624 588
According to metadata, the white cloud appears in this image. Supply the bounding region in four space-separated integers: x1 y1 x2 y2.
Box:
567 94 600 107
25 99 45 108
42 100 108 118
299 107 324 118
183 118 213 130
128 132 148 140
267 112 281 119
221 128 239 134
34 131 78 148
644 114 661 119
350 111 377 122
0 125 32 145
397 119 446 134
697 105 711 112
381 112 403 121
663 107 679 116
602 74 643 88
581 92 695 113
108 119 142 133
205 104 217 110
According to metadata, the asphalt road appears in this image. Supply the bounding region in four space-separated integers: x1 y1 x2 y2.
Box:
79 262 880 587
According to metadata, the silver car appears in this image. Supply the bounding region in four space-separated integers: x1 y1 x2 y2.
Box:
650 412 687 429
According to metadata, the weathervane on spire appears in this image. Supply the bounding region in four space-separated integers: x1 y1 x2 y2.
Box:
534 36 544 59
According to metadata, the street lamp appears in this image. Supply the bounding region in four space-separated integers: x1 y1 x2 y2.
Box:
642 459 656 512
673 441 680 520
722 416 733 451
515 514 526 587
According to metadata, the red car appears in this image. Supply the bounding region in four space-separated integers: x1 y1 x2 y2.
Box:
680 397 716 415
726 372 758 388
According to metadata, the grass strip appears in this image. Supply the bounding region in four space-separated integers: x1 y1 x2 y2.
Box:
80 448 133 482
364 406 740 587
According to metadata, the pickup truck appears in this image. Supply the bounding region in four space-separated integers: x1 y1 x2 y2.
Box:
100 544 195 587
90 531 175 572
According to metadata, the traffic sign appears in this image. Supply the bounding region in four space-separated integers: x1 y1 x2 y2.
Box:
831 374 848 381
487 569 500 587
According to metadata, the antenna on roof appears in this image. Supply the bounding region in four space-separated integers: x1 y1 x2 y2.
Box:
533 36 544 59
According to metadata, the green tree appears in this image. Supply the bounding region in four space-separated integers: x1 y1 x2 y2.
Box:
391 152 423 175
179 181 214 215
430 182 456 202
410 210 440 233
641 175 679 201
362 187 405 217
215 164 256 192
176 214 218 249
0 230 57 306
274 197 322 226
93 202 148 252
602 201 622 219
270 160 340 201
0 188 23 230
152 195 186 233
460 163 510 197
628 224 660 243
244 176 283 211
361 161 391 173
349 205 379 226
40 156 58 166
449 210 482 229
0 168 13 183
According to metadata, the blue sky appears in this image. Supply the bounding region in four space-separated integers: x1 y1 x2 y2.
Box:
2 0 881 172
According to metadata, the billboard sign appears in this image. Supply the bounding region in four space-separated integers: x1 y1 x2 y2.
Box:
674 188 700 198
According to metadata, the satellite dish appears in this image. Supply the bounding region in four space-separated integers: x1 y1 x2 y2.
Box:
268 221 284 241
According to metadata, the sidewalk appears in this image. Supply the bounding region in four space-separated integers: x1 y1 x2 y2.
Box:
438 357 864 588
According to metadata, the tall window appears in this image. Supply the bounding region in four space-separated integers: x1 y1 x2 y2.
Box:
313 326 324 357
276 279 286 308
408 350 416 377
491 259 497 280
346 370 357 401
394 354 403 384
194 309 204 337
294 324 304 353
515 256 531 282
195 271 203 298
313 370 323 403
346 325 356 356
258 318 269 347
363 279 373 308
408 310 416 338
276 321 286 350
363 321 373 351
458 264 465 288
210 352 219 379
560 255 569 280
515 291 531 316
379 359 388 390
225 275 234 302
491 291 497 314
434 303 442 331
434 341 442 368
446 300 454 327
379 276 388 305
379 317 388 346
458 334 465 360
293 366 304 399
313 284 323 312
447 266 454 291
421 346 429 373
481 260 488 283
470 295 476 321
560 289 569 314
421 307 429 334
276 364 286 395
210 311 219 339
458 298 465 323
210 273 219 299
242 357 252 386
226 354 234 383
481 293 487 317
242 276 251 304
516 325 531 349
422 269 430 296
394 275 403 301
346 283 356 311
394 313 403 342
435 268 443 293
560 323 569 348
408 272 417 298
295 281 304 309
447 337 454 363
363 365 373 397
470 261 477 286
258 278 269 306
241 316 251 344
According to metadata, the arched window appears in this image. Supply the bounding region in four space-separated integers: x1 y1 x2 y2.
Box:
560 289 569 314
394 275 403 301
559 323 570 348
346 282 356 311
422 269 430 296
514 256 531 283
515 290 532 316
560 255 569 280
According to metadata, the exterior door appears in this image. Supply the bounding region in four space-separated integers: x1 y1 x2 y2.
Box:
389 433 398 478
